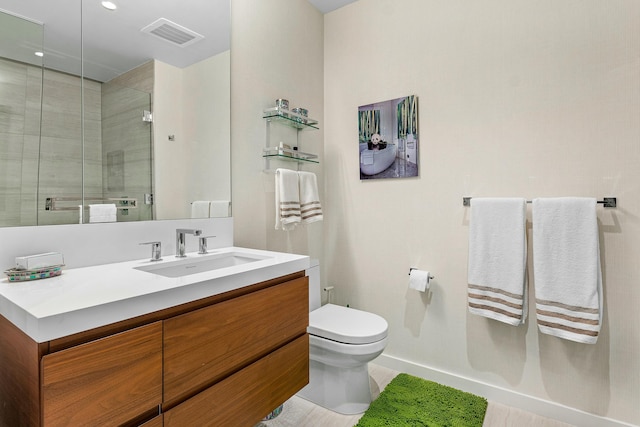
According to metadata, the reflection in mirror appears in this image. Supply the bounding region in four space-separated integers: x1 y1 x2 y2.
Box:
0 9 55 227
0 0 230 227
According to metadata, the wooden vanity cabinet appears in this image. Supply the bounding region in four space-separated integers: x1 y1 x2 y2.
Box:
165 334 309 426
163 275 309 408
0 271 309 427
41 322 163 426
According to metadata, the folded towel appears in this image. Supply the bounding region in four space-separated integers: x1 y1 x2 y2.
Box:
468 198 528 325
191 201 210 219
89 204 117 223
275 169 301 230
209 200 230 218
89 203 116 216
89 214 117 223
532 197 602 344
298 171 323 224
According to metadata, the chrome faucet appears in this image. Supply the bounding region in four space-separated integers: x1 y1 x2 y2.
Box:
175 229 202 257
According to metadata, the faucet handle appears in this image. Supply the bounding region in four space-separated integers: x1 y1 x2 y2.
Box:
198 236 217 254
140 241 162 262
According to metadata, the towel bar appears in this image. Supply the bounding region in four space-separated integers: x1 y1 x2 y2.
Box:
462 197 616 208
45 197 138 211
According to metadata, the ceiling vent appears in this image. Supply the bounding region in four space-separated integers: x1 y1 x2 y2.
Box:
141 18 204 47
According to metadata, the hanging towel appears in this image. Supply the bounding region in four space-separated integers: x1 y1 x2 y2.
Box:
298 171 323 224
88 204 117 223
209 200 230 218
532 197 602 344
191 201 210 219
275 169 301 230
468 198 528 325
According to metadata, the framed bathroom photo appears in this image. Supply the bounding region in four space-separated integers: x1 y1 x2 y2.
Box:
358 95 419 180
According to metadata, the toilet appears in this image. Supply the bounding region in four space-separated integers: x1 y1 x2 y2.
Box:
297 261 388 415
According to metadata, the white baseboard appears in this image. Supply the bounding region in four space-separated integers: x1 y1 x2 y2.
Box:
374 353 635 427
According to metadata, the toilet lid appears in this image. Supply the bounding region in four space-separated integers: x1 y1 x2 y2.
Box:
308 304 388 344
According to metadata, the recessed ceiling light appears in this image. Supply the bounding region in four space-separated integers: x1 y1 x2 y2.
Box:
34 51 44 57
101 1 117 11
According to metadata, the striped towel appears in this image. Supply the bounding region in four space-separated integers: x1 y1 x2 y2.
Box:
275 169 301 230
532 198 602 344
298 172 323 224
468 198 528 325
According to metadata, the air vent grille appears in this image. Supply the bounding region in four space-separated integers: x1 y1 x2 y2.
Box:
141 18 204 47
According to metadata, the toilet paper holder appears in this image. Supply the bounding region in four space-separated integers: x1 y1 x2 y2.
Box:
409 268 434 280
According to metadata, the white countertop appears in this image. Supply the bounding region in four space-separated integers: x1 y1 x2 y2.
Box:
0 247 309 343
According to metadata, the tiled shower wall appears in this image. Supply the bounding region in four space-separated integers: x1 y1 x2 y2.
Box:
0 57 154 226
0 58 40 227
101 61 154 223
0 57 102 226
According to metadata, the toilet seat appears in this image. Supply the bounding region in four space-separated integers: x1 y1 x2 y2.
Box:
308 304 388 344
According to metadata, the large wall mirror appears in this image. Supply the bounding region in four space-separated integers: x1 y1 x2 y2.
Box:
0 0 230 227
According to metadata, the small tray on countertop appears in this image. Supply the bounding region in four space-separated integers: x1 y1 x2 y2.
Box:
4 265 64 282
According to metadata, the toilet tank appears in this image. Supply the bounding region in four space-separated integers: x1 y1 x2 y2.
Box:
306 259 321 311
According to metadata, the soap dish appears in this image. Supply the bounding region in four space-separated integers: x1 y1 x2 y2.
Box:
4 265 64 282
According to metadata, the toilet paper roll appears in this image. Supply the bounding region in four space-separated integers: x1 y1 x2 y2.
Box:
409 269 431 292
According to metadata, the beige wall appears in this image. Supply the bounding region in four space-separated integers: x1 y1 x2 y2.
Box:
154 51 231 220
324 0 639 425
231 0 324 258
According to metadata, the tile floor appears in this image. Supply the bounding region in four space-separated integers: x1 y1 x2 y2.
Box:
256 364 574 427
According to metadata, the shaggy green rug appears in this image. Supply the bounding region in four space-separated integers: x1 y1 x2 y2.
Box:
355 373 488 427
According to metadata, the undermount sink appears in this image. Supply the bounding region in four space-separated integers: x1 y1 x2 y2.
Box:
134 251 271 278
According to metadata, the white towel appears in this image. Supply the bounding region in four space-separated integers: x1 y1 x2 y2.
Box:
191 201 210 219
89 204 117 223
468 198 528 325
275 169 301 230
532 197 602 344
298 171 323 224
209 200 230 218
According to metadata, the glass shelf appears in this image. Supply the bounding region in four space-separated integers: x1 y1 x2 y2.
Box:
262 147 319 164
263 107 319 130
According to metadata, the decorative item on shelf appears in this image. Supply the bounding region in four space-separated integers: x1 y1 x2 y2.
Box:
291 107 308 124
275 99 289 117
4 265 64 282
278 141 292 155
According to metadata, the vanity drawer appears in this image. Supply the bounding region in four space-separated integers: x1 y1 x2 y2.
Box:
164 333 309 427
163 276 308 406
41 322 162 426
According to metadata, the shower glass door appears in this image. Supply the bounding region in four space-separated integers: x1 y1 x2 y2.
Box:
95 83 153 223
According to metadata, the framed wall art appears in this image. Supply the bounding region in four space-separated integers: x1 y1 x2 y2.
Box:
358 95 419 180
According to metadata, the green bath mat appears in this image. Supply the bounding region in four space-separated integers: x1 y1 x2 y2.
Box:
355 373 488 427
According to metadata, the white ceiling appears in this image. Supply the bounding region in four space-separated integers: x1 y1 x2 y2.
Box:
0 0 356 83
0 0 229 82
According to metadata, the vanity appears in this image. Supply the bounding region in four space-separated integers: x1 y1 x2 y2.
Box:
0 247 310 426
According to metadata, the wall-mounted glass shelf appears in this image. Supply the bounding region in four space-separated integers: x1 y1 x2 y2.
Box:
263 107 319 130
263 147 319 164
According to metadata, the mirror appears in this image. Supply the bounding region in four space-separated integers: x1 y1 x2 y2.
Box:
0 0 230 227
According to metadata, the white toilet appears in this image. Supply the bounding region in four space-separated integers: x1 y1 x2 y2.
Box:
297 261 388 415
